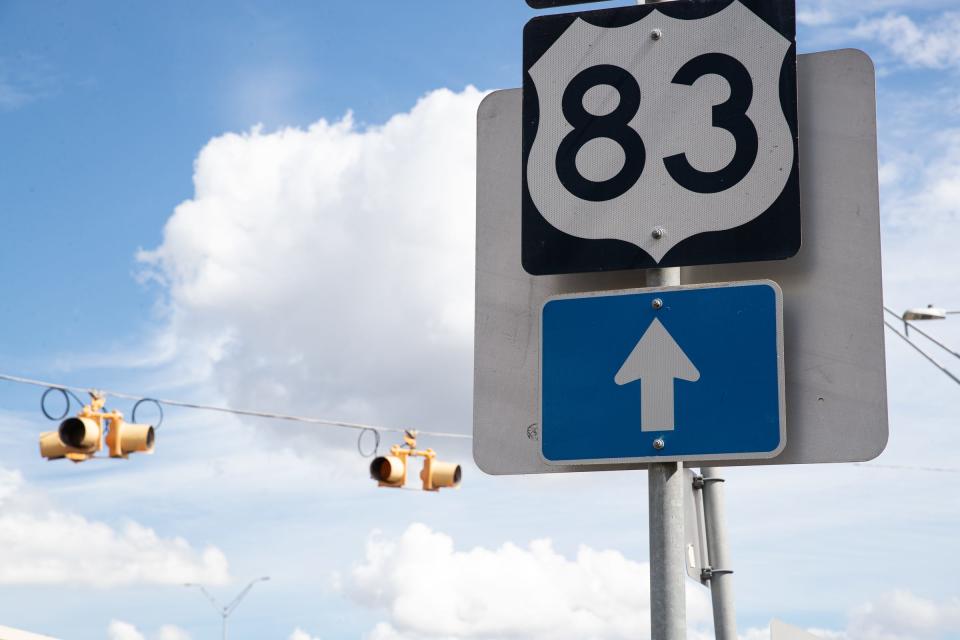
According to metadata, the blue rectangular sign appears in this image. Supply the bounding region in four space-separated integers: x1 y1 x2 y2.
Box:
540 281 785 464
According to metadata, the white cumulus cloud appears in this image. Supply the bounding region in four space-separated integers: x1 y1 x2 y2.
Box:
879 123 960 321
796 7 835 27
107 621 145 640
0 467 228 587
155 626 191 640
139 86 485 439
339 527 960 640
340 523 713 640
108 621 192 640
847 590 960 640
289 629 321 640
854 12 960 69
795 0 957 27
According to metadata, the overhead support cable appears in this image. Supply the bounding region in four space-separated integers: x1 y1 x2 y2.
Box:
0 372 472 440
883 306 960 360
882 321 960 386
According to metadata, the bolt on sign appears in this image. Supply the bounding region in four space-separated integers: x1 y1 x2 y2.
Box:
522 0 800 274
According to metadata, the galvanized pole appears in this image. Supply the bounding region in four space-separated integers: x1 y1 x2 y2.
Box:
646 265 686 640
701 467 737 640
639 1 689 638
648 459 686 640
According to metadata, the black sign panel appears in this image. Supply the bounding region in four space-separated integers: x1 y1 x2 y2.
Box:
527 0 608 8
522 0 799 275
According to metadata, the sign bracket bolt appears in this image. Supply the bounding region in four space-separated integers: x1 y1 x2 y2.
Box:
651 28 662 41
652 437 666 450
652 298 663 310
652 227 665 240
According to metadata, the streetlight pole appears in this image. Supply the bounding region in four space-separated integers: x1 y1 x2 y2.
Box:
184 576 270 640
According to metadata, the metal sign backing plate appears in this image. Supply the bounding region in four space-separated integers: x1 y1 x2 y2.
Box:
474 49 887 474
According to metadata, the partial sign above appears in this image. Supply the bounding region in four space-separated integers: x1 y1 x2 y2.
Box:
522 0 799 274
540 282 785 464
474 49 887 474
526 0 606 7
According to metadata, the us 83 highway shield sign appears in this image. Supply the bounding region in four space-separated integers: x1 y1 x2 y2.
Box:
522 0 799 275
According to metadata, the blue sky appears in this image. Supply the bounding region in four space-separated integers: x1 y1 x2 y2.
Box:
1 1 959 639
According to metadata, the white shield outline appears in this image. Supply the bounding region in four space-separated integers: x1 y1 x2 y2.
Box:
526 1 794 263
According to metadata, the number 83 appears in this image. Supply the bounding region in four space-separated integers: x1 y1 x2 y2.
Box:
555 53 759 201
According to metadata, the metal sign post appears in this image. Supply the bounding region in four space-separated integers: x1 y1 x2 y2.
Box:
646 262 686 640
642 0 688 634
478 0 884 637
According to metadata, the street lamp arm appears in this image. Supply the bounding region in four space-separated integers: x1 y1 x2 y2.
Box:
884 320 960 386
224 577 270 617
184 583 225 614
883 307 960 360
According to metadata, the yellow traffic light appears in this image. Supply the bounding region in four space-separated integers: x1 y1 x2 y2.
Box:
420 457 461 491
38 430 72 461
105 419 155 458
370 431 461 491
38 392 156 463
370 455 407 487
59 416 102 451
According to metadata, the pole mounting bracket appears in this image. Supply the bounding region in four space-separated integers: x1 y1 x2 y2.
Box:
692 474 725 490
700 567 734 582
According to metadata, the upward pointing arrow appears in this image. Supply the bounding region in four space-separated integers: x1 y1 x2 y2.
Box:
614 318 700 432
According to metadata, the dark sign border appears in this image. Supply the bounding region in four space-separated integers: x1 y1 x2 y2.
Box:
522 0 799 275
526 0 608 8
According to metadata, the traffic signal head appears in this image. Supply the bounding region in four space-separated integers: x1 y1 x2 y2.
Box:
38 430 69 460
370 455 406 488
370 433 461 491
420 456 462 491
106 419 155 458
59 416 102 451
37 393 157 463
38 416 102 462
107 418 154 458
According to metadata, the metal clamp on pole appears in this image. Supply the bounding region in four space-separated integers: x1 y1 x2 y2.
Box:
693 474 726 489
700 567 735 581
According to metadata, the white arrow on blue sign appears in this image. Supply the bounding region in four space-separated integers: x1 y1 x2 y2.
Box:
614 318 701 432
539 280 785 464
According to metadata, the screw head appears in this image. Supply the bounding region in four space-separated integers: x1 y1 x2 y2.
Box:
651 28 662 41
652 298 663 310
653 438 666 450
651 227 665 240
